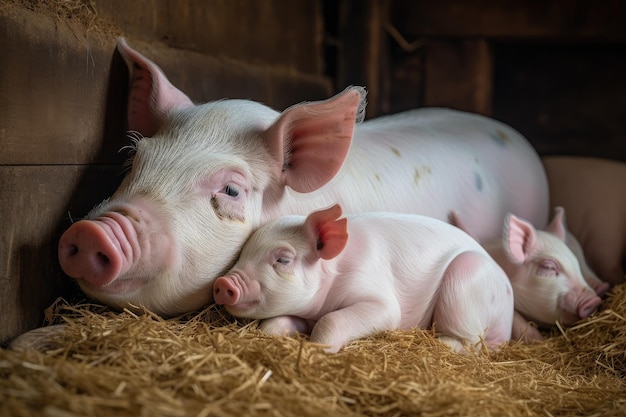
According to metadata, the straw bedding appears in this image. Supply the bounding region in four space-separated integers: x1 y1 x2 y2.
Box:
2 285 625 416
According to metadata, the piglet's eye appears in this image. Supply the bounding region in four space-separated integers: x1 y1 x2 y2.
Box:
537 260 559 277
276 257 291 265
223 184 240 197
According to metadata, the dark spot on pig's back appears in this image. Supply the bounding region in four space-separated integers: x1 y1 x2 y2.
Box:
474 172 483 192
490 130 510 146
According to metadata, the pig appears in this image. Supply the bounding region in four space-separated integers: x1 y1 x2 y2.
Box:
212 204 514 353
543 156 626 286
451 207 605 342
57 39 548 316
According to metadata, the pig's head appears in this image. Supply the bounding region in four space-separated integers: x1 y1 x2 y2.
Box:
57 39 365 316
499 207 602 326
213 204 348 319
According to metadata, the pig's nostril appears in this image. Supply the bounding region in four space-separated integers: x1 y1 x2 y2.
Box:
97 252 110 265
227 289 234 298
68 245 79 256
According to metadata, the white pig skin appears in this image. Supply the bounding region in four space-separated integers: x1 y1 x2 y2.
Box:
544 156 626 286
58 39 548 316
213 205 514 353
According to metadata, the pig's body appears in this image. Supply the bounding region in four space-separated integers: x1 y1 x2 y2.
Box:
543 156 626 286
58 40 548 316
213 205 514 353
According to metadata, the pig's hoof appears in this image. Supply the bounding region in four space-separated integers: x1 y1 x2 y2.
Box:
8 324 66 351
438 335 470 353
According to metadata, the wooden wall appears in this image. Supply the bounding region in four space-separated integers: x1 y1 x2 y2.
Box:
342 0 626 160
2 0 625 344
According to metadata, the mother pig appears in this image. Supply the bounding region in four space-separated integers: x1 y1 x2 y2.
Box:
58 39 548 315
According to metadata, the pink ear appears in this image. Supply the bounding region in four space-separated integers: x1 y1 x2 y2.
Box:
544 206 566 241
266 87 366 193
304 204 349 260
503 213 537 264
117 39 194 137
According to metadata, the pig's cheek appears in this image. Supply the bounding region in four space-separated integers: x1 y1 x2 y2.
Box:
144 229 179 275
555 292 583 324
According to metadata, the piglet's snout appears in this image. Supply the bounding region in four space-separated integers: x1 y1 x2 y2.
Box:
58 216 132 287
577 292 602 319
213 276 241 305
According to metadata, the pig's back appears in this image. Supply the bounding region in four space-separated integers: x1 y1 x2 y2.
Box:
342 212 486 327
277 108 548 243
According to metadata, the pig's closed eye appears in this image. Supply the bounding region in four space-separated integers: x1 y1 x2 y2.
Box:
272 249 295 270
537 259 559 277
223 184 240 197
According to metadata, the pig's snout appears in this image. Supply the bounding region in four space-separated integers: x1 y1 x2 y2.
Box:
213 276 241 305
577 293 602 319
58 217 131 287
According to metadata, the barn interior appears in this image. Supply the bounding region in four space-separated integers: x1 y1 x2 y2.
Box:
1 1 625 415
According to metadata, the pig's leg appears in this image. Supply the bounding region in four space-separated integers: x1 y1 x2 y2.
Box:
259 316 312 337
434 251 514 352
310 300 400 353
511 311 543 343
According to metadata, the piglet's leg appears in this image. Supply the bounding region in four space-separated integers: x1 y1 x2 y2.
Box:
511 310 543 343
259 316 311 337
434 251 514 352
310 301 400 353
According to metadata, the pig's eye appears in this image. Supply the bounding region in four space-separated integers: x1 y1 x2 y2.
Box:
537 260 559 277
223 184 240 197
272 249 295 270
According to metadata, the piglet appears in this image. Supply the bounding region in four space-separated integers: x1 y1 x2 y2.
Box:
213 204 514 353
452 208 605 342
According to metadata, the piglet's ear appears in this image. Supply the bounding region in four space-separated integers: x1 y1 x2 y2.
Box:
303 204 349 260
117 38 194 137
503 213 537 265
544 207 567 241
266 87 367 193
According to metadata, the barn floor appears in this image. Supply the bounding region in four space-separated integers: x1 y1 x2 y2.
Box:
1 285 625 416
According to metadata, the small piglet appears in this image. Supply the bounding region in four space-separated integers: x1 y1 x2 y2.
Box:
213 204 514 353
453 208 605 342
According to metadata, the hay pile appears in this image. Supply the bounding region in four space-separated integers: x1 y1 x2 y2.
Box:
2 287 626 417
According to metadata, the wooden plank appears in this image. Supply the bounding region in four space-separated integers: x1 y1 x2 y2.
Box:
336 0 386 118
96 0 324 74
390 0 626 40
0 165 126 344
493 42 626 162
0 7 331 166
423 39 493 115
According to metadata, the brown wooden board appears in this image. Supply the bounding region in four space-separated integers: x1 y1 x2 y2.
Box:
0 6 332 166
423 39 493 115
390 0 626 40
97 0 325 74
0 165 126 345
493 42 626 162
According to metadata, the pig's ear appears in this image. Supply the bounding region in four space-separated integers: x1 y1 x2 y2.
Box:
503 213 537 264
117 38 194 137
304 204 349 260
266 87 367 193
544 207 567 241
